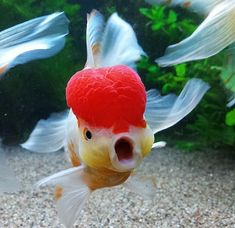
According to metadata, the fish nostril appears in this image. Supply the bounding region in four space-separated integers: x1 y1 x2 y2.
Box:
114 138 133 162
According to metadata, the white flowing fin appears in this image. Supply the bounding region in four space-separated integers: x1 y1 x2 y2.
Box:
36 165 91 228
99 12 145 69
156 0 235 66
145 79 210 133
0 148 19 193
227 95 235 107
21 110 69 153
152 141 166 149
0 12 69 76
220 44 235 107
124 175 157 199
145 0 223 16
85 10 105 68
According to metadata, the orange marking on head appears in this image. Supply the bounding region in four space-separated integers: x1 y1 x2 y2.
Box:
54 186 63 201
68 142 81 167
182 1 191 8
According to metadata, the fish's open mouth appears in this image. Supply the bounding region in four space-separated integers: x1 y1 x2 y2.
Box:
114 138 133 163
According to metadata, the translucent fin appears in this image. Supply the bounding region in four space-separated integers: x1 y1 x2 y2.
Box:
124 175 157 199
220 44 235 107
145 79 210 133
152 141 166 149
99 12 145 69
0 12 69 76
227 95 235 107
156 1 235 66
36 165 91 228
21 110 69 153
145 0 223 16
86 10 105 68
0 148 19 193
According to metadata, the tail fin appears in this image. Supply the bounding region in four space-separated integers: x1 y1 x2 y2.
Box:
156 1 235 66
21 110 69 153
0 144 19 193
0 12 69 77
145 0 222 16
220 44 235 107
36 166 91 228
145 79 210 133
86 10 145 69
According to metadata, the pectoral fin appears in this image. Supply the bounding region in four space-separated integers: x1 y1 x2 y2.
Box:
36 166 91 228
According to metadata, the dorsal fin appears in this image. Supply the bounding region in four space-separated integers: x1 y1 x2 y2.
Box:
85 10 105 68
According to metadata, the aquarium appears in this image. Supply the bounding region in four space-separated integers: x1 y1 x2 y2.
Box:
0 1 235 227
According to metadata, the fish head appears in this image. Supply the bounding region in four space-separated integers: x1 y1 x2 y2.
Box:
76 118 154 171
66 65 154 171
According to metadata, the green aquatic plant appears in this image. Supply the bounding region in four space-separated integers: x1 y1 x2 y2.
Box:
0 0 81 143
138 5 235 149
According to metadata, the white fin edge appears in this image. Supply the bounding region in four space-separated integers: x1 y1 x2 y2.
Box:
156 0 235 66
145 78 210 133
99 12 145 69
36 165 90 228
21 110 69 153
124 175 157 200
152 141 166 149
86 10 105 68
0 12 69 76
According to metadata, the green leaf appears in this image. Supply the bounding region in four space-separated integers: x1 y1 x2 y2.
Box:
175 64 186 77
225 109 235 126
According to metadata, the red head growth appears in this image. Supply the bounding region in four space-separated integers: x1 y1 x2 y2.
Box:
66 65 146 133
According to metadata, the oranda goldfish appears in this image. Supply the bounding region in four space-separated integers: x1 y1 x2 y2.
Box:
148 0 235 106
22 10 209 227
0 12 68 194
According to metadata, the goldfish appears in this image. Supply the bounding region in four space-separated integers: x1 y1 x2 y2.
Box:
22 10 209 227
0 12 69 193
0 12 69 78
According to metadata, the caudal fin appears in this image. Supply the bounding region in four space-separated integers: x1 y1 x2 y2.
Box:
156 0 235 66
36 166 91 228
21 110 69 153
85 10 145 69
145 78 210 133
0 12 69 77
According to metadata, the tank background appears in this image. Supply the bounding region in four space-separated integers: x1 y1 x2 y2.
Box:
0 0 234 150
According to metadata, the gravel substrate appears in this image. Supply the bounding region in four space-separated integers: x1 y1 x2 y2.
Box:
0 145 235 227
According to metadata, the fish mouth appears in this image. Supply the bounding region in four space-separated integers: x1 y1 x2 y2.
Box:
114 137 133 163
110 136 141 171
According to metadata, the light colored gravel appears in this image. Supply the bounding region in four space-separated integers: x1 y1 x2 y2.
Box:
0 145 235 228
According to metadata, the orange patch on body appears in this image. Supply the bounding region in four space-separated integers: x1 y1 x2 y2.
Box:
54 186 63 201
0 64 8 75
68 142 81 167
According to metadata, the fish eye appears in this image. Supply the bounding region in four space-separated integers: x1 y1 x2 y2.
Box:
83 128 92 140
